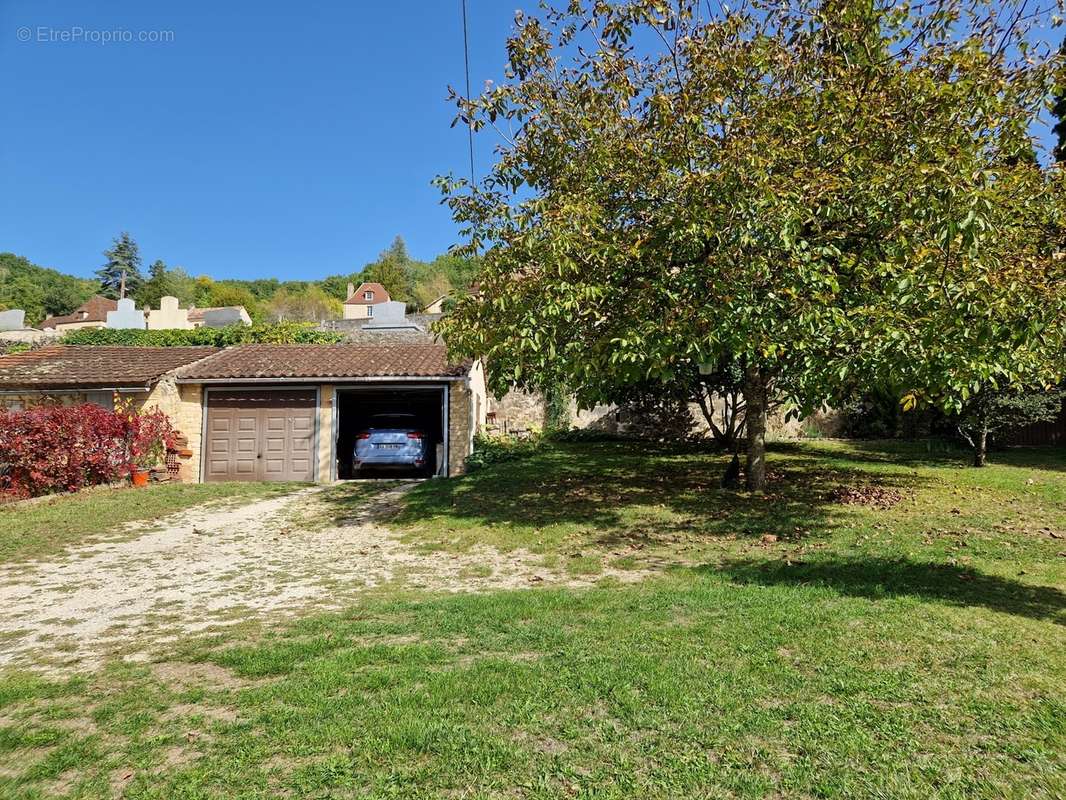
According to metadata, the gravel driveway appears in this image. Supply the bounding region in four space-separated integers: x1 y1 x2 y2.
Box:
0 485 638 672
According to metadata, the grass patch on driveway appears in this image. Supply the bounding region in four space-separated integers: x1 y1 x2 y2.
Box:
0 441 1063 798
0 482 300 563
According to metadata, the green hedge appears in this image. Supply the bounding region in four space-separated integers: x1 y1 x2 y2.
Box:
60 322 343 347
465 431 544 471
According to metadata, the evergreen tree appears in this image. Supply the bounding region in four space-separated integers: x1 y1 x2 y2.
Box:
136 260 174 309
362 236 414 301
383 235 409 264
96 232 144 299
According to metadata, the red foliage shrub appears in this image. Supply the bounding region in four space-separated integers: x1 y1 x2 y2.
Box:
0 403 174 499
115 399 175 469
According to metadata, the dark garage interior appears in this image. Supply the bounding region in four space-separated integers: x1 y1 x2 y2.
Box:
335 386 446 479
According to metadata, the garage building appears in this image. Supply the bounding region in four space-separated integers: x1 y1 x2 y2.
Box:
0 344 486 481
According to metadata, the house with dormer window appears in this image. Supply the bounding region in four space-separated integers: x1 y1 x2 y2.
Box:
40 296 118 332
342 282 390 320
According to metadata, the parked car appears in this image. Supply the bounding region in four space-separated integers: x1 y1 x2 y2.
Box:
352 413 428 475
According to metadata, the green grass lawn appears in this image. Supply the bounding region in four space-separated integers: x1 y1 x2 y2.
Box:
0 441 1063 799
0 481 300 562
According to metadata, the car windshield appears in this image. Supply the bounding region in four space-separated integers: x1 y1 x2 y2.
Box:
369 414 417 429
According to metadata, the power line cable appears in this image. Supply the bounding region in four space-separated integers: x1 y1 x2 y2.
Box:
461 0 475 187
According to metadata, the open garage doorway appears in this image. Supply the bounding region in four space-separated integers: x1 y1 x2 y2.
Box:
334 385 447 479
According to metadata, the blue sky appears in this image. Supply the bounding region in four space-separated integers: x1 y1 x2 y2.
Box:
0 1 518 281
2 2 1061 283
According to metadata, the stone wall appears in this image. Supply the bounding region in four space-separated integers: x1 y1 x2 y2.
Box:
487 389 545 432
139 378 204 482
0 330 60 345
319 315 442 344
318 385 335 481
447 378 474 477
486 387 843 442
766 406 844 440
487 389 619 433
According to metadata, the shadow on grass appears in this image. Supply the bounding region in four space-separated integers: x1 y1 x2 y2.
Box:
836 439 1066 472
994 446 1066 473
381 441 931 544
717 556 1066 624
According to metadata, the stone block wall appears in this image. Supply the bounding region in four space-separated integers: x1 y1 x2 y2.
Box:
140 378 204 482
487 389 615 433
447 379 473 477
487 389 545 432
318 385 335 481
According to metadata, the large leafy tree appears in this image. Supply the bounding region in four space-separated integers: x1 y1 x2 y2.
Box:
1054 37 1066 163
957 387 1066 467
265 286 342 322
0 253 95 324
436 0 1066 490
96 232 144 299
200 284 263 321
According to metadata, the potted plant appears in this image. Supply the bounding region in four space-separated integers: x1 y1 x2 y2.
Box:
130 463 152 487
119 401 174 488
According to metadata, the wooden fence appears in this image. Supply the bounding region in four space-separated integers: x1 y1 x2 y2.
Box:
1005 400 1066 447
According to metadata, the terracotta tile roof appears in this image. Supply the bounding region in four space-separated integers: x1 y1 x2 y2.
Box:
0 346 220 390
176 344 469 381
40 296 118 329
343 282 390 305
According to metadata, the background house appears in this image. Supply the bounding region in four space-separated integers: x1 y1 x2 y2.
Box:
422 295 448 314
343 282 390 320
40 296 117 332
187 306 252 328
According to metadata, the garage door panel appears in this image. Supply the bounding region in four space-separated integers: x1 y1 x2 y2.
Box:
205 389 317 482
263 459 286 475
207 459 231 476
235 459 258 475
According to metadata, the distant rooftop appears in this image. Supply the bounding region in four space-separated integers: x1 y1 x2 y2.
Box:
40 296 117 329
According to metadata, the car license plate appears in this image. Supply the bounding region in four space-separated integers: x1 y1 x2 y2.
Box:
377 443 402 449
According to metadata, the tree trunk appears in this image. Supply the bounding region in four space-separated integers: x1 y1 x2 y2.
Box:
970 400 989 467
742 367 768 491
973 427 987 467
694 390 733 451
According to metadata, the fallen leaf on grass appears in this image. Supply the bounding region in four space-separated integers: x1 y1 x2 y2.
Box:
830 485 907 510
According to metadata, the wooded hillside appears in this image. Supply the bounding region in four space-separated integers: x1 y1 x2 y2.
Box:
0 235 477 326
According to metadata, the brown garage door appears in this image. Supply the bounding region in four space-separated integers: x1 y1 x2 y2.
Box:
204 389 317 482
